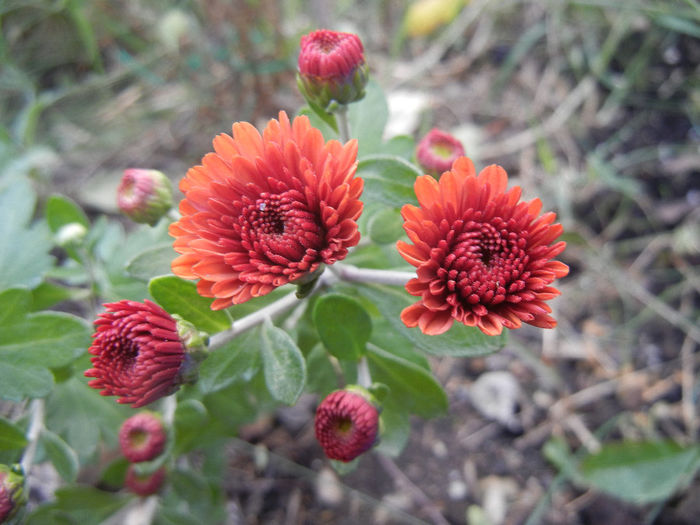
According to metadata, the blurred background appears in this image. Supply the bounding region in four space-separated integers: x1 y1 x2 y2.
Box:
1 0 698 523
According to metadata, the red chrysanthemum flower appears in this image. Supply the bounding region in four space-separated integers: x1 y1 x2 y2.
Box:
297 29 369 109
415 128 466 176
117 169 174 226
397 157 569 336
119 412 167 463
315 388 379 462
125 465 166 497
170 111 363 309
85 300 189 408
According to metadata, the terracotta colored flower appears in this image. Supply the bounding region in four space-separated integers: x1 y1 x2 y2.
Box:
170 111 363 309
125 465 166 497
119 412 167 463
85 300 193 408
297 29 369 110
415 128 466 176
397 157 569 336
117 169 174 226
315 387 379 462
0 465 24 523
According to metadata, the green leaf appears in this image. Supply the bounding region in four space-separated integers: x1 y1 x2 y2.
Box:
305 343 340 396
41 429 79 482
198 329 260 394
0 287 31 325
374 402 410 458
358 283 507 357
30 281 80 311
173 399 209 455
25 486 130 525
348 79 389 157
0 416 27 450
366 344 447 418
580 441 700 504
46 376 131 460
0 287 89 400
0 361 53 400
45 194 89 233
99 457 129 489
126 244 176 281
0 177 53 289
368 207 404 244
356 154 421 209
313 293 372 361
0 311 90 367
260 318 306 405
149 275 231 334
383 135 416 160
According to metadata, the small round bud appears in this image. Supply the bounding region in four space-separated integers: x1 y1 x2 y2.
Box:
119 412 167 463
54 222 88 247
297 29 369 111
416 128 466 176
0 464 25 523
314 386 380 462
404 0 465 38
125 465 166 497
117 169 174 226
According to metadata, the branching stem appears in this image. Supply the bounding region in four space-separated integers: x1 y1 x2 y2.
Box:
207 264 412 351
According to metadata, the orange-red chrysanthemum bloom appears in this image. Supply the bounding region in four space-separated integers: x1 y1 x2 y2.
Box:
170 111 363 309
397 157 569 336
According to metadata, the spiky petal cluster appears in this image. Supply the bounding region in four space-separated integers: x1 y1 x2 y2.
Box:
415 128 466 176
398 157 569 336
85 300 188 408
170 111 363 309
117 169 174 226
315 387 379 462
125 465 166 497
0 465 24 523
119 412 167 463
297 29 369 110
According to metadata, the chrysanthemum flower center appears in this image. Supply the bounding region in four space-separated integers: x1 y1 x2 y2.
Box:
127 428 149 448
315 33 342 54
103 321 140 372
240 190 323 265
333 416 353 437
440 215 529 309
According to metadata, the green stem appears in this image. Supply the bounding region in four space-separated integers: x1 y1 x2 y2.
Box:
20 399 44 482
336 105 351 143
207 264 414 351
331 263 414 287
357 357 372 388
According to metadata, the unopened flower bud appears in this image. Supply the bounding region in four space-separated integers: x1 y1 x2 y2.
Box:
55 222 87 247
297 29 369 111
125 465 166 497
0 464 25 523
416 128 466 176
119 412 167 463
85 300 203 408
117 169 174 226
404 0 465 38
314 386 380 462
